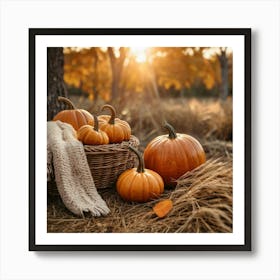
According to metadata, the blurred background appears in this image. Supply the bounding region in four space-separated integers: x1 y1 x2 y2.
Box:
47 47 232 151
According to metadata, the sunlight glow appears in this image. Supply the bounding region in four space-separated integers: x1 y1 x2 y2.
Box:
203 47 232 59
129 47 148 63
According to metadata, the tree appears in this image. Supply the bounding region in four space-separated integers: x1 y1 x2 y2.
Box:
108 47 128 101
217 48 229 100
64 47 111 101
150 47 218 94
47 47 68 120
62 47 232 101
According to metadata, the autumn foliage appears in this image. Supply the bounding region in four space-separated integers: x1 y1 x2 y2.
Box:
153 199 173 218
63 47 232 102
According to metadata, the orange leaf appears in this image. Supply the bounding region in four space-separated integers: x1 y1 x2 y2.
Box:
153 199 173 218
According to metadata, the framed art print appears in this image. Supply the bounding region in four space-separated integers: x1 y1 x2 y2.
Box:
29 28 251 251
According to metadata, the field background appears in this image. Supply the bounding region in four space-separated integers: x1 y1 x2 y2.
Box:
47 47 233 233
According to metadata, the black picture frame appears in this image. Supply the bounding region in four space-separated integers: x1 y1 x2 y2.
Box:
29 28 251 251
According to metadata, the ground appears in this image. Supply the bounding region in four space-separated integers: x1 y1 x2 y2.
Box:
47 97 233 233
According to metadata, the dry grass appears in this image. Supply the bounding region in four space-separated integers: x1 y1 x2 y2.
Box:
48 152 232 233
70 95 232 148
48 96 233 233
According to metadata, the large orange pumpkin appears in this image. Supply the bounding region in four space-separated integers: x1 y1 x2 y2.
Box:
77 115 109 145
98 104 131 143
116 146 164 203
53 96 94 131
143 122 206 187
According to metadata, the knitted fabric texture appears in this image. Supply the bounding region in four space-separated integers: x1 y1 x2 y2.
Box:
47 146 54 182
47 120 110 217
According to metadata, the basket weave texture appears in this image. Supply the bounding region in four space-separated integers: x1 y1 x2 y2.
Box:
48 135 140 191
84 135 140 189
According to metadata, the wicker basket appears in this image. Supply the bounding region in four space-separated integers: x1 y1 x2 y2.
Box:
47 135 140 193
84 135 139 189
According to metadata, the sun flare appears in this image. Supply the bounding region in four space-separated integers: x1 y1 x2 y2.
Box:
129 47 148 63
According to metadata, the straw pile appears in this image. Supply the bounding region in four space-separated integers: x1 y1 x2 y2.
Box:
47 144 232 233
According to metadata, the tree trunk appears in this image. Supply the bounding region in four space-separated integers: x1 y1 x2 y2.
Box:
47 47 68 121
108 47 127 101
92 47 99 102
218 48 229 101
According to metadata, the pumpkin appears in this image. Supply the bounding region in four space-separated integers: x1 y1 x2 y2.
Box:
143 122 206 187
77 115 109 145
53 96 94 131
98 104 131 143
116 146 164 203
153 199 173 218
97 104 120 124
97 104 118 123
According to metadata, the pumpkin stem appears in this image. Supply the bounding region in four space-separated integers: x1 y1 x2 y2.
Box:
93 115 99 131
58 96 76 109
164 122 177 139
101 104 116 125
129 146 145 173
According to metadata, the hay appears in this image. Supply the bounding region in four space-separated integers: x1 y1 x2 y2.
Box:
202 140 232 159
47 97 233 233
47 153 232 233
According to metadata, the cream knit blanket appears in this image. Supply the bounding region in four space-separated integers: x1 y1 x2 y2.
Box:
47 120 110 217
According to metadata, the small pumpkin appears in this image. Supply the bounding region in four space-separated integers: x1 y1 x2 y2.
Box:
77 115 109 145
143 122 206 187
53 96 94 131
97 104 119 123
98 104 131 143
116 146 164 203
